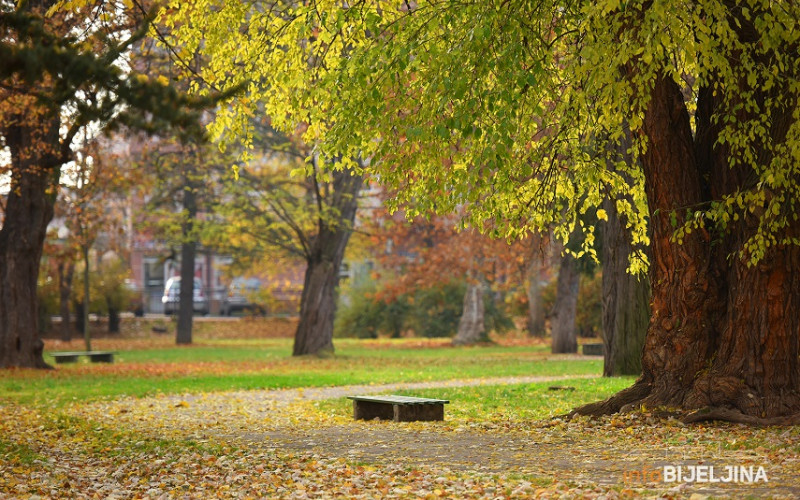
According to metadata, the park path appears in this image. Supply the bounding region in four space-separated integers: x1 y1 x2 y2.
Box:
72 375 799 499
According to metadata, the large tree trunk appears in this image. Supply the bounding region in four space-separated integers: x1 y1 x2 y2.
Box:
551 252 579 354
601 198 650 376
575 70 800 424
58 261 74 342
176 168 198 345
293 169 363 356
452 280 488 345
0 114 60 369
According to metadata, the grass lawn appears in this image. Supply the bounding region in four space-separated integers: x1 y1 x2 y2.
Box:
312 376 636 422
2 326 608 407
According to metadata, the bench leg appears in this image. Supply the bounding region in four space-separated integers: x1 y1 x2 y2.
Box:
353 400 394 420
89 353 114 363
393 404 444 422
53 355 78 364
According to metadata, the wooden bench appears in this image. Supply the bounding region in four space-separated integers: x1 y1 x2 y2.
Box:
582 343 604 356
347 395 449 422
50 351 115 364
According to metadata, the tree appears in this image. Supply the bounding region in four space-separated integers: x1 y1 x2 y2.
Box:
170 1 800 422
125 29 228 345
176 158 199 345
58 142 134 347
141 141 217 344
452 279 488 345
292 163 363 355
0 1 215 368
202 128 363 355
600 135 651 376
163 2 367 356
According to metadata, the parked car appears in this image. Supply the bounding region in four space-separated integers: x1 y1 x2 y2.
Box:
162 277 208 315
222 277 267 316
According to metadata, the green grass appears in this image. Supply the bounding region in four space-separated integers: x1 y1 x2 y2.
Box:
0 438 44 465
1 338 604 407
313 377 636 422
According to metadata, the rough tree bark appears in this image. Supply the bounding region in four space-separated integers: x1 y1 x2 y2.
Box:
575 70 800 424
292 168 363 356
551 252 579 354
452 280 488 345
601 196 650 376
0 112 60 369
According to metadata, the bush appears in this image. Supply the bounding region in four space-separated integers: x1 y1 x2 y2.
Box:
335 278 513 339
335 280 409 339
405 280 466 338
73 257 134 315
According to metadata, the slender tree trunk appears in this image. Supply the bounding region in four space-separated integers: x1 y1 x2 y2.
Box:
525 236 547 337
74 302 84 336
551 252 579 354
58 261 74 342
108 304 121 334
82 245 91 352
601 197 650 376
575 71 800 424
293 169 363 356
452 280 488 345
176 168 198 345
0 114 60 369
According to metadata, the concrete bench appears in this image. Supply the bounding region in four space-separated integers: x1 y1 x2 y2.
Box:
347 395 449 422
50 351 115 364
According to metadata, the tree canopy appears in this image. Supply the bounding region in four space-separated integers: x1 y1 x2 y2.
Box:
167 0 798 267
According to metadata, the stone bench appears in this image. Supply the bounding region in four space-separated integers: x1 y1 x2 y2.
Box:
347 395 449 422
50 351 115 364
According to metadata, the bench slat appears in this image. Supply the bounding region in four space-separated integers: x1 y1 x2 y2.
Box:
49 351 115 363
347 395 449 405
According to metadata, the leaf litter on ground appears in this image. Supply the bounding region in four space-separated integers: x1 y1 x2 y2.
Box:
2 376 799 499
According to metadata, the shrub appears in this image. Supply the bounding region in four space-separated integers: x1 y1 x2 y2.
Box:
334 280 409 339
335 278 513 339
